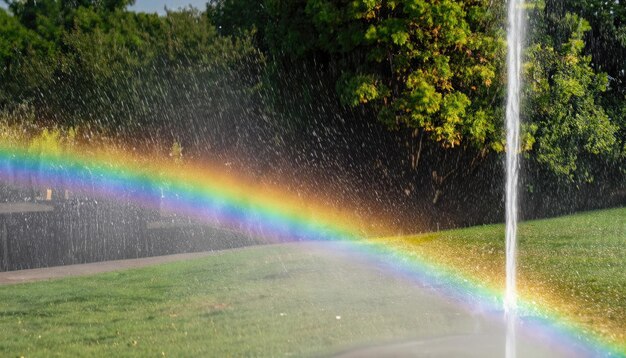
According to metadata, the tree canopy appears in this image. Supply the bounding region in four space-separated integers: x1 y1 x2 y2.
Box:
0 0 624 201
213 0 624 184
1 0 261 134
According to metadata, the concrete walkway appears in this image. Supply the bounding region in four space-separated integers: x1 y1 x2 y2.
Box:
0 251 224 285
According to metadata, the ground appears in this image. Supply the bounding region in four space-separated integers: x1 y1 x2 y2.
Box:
0 207 624 356
0 243 500 357
375 206 626 352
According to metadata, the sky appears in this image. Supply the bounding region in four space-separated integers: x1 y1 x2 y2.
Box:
130 0 208 14
0 1 209 15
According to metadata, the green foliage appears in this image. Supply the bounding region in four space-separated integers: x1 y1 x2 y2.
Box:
0 8 46 61
0 1 263 133
337 73 384 106
211 0 626 186
27 126 78 158
5 0 64 43
545 0 626 86
307 0 506 149
214 0 507 152
0 0 624 186
543 0 626 175
0 8 54 107
170 140 183 165
0 103 36 148
28 128 63 157
524 9 619 182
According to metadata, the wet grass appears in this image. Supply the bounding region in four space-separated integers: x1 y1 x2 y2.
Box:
0 244 481 357
378 206 626 351
0 207 624 356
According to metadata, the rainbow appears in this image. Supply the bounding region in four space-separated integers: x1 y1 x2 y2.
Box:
0 144 368 243
0 143 623 357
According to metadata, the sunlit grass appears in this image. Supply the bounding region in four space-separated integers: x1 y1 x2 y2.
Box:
377 206 626 351
0 244 479 357
0 207 624 356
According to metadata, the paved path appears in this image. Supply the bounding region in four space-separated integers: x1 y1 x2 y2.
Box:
0 251 224 285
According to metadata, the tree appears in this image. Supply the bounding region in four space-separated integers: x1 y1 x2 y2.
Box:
324 1 506 150
544 0 625 89
542 0 626 178
1 1 264 143
524 7 619 183
214 0 506 151
0 8 54 108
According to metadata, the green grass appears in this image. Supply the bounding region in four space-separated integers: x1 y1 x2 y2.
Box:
0 207 624 356
0 244 482 357
378 206 626 348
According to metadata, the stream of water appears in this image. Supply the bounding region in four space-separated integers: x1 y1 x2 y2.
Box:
505 0 524 356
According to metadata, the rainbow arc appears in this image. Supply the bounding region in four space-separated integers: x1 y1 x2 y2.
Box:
0 144 622 357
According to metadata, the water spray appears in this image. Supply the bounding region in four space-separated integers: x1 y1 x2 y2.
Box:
505 0 524 356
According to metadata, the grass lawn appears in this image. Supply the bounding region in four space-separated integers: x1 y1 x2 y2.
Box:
375 206 626 350
0 207 624 356
0 243 489 357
